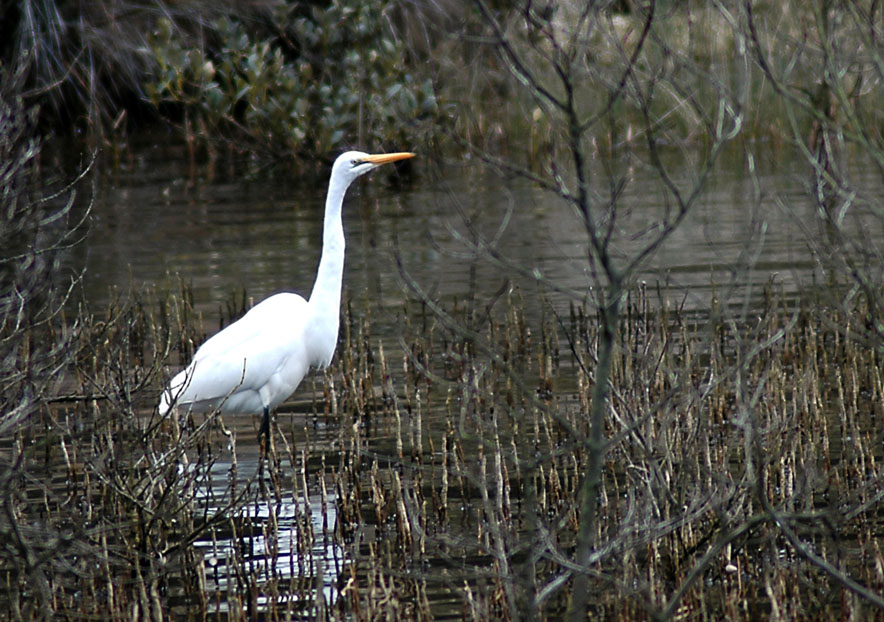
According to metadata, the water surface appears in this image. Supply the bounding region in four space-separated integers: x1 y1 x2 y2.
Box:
77 144 844 327
73 141 884 616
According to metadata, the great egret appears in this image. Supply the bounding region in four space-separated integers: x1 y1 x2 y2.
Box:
158 150 416 445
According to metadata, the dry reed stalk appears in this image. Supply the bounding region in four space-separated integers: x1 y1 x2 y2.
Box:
8 274 884 620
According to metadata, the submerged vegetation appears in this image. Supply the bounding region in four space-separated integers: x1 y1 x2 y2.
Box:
3 0 884 620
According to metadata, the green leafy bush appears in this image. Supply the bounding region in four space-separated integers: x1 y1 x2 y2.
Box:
146 1 437 158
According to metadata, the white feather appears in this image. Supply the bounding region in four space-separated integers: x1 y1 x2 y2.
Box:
158 150 415 422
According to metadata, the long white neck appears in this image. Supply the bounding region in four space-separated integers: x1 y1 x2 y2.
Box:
306 176 348 367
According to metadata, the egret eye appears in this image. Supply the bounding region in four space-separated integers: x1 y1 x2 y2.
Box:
158 148 415 452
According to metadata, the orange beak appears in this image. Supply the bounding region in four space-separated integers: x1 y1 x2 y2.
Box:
359 152 416 165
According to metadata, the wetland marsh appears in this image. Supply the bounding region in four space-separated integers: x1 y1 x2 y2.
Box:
5 1 884 619
13 143 882 620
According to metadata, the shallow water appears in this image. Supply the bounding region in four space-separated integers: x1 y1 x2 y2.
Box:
72 141 884 617
75 143 847 325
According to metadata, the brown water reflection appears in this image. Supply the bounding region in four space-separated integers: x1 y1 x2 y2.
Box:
73 144 884 618
78 144 831 328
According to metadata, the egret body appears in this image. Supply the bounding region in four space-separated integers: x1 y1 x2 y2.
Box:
158 151 415 441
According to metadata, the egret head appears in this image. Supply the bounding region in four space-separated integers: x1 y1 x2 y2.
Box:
332 150 416 188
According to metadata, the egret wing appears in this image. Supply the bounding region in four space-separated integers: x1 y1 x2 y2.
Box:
164 293 310 413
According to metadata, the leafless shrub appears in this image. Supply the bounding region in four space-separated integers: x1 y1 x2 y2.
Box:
738 0 884 350
0 91 237 619
378 1 884 620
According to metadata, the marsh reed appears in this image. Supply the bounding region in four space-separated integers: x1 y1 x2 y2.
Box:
2 280 883 620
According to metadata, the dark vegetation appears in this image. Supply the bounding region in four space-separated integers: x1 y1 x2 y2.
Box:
0 0 440 163
3 0 884 620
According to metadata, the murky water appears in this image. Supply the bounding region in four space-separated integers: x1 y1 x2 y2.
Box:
72 142 884 617
76 144 844 324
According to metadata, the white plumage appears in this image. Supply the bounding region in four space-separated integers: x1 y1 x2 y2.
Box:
158 150 415 440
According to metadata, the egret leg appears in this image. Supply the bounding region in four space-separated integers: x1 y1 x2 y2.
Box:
259 406 271 452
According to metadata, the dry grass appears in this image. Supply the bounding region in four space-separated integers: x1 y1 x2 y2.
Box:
4 279 883 620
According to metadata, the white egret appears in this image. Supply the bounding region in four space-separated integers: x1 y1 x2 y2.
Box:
158 150 416 445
